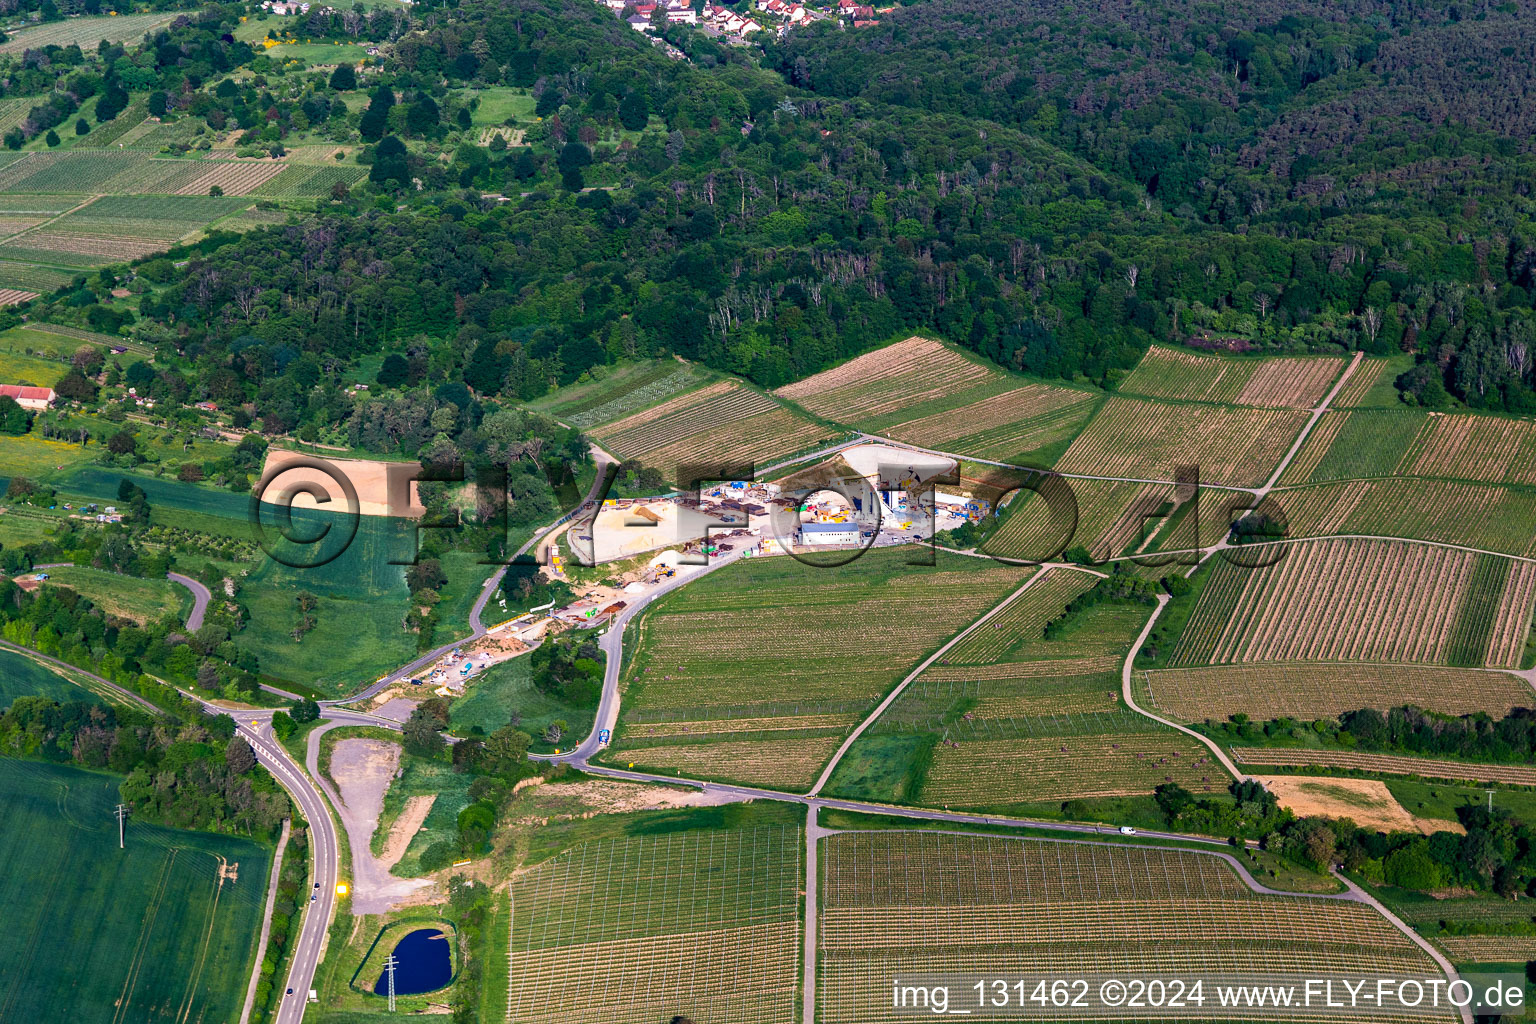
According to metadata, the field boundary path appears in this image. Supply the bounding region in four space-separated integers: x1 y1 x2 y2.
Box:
0 637 158 712
1119 592 1246 780
239 818 289 1024
167 572 211 631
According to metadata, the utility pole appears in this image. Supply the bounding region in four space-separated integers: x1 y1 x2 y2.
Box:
1488 790 1495 814
115 804 128 849
384 955 397 1012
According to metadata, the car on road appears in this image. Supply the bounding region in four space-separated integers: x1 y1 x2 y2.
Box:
286 988 293 995
1118 826 1137 835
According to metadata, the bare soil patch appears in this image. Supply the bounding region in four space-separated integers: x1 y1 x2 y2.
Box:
1257 776 1462 835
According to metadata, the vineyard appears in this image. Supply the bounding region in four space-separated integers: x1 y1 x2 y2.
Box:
249 164 367 198
1141 663 1535 721
941 567 1096 664
0 194 247 267
878 381 1100 462
1118 345 1345 408
506 826 800 1024
1276 409 1426 485
1229 748 1536 786
1274 477 1536 557
1170 538 1534 669
0 12 177 52
981 477 1185 563
586 378 836 481
526 359 715 429
615 735 845 789
610 548 1031 785
774 336 1006 424
1400 412 1536 485
818 831 1450 1023
920 718 1227 804
1053 396 1309 487
1436 936 1536 961
172 162 285 196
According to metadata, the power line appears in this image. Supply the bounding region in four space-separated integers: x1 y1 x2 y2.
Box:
384 955 397 1012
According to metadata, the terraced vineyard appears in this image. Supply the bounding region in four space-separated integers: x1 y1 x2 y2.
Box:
1171 538 1535 669
1118 345 1345 408
1274 477 1536 557
1142 663 1535 721
819 831 1452 1023
1229 748 1536 786
1053 396 1310 487
587 378 836 482
506 826 801 1024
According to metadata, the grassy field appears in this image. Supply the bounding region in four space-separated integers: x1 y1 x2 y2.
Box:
0 432 97 478
42 565 188 624
605 547 1032 789
448 654 596 755
374 757 474 877
818 829 1452 1023
0 346 67 386
506 824 801 1024
461 87 536 125
0 758 269 1024
1117 344 1346 408
0 647 103 707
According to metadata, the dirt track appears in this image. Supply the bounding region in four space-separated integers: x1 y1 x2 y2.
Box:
329 738 436 914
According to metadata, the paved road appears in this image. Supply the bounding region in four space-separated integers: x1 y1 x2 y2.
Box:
166 572 211 631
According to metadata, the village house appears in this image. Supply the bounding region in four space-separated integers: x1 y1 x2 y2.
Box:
0 384 54 410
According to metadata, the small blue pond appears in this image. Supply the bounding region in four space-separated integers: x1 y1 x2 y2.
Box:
376 928 452 995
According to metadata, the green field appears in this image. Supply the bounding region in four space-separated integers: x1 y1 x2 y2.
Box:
448 653 596 754
1285 409 1428 484
461 87 536 125
0 346 66 386
0 758 269 1024
0 432 97 478
42 565 188 625
0 647 102 707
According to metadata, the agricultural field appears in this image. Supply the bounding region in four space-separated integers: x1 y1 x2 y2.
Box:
41 565 188 625
1273 477 1536 557
1399 411 1536 485
774 336 1008 427
0 647 102 707
461 86 536 125
0 12 178 53
818 830 1452 1023
506 825 801 1024
1117 345 1345 408
1333 354 1415 408
1141 662 1535 721
939 567 1098 664
249 163 367 199
921 715 1227 804
1170 538 1536 669
0 345 67 386
607 547 1031 789
980 476 1191 562
0 260 72 294
876 381 1101 463
0 759 269 1024
524 359 715 430
1052 396 1310 487
1436 936 1536 961
586 378 836 483
1229 748 1536 786
0 432 97 478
